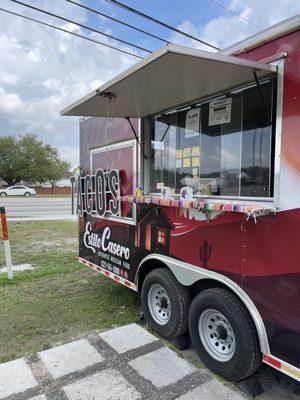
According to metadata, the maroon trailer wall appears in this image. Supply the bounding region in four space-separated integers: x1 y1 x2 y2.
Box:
79 117 138 174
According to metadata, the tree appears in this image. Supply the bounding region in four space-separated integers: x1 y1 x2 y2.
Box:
0 134 70 186
0 136 25 185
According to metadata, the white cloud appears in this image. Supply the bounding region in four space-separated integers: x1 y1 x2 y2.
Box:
0 72 19 85
59 145 79 169
170 0 300 50
0 0 138 168
0 88 25 113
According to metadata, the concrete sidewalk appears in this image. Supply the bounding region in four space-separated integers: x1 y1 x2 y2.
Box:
0 323 245 400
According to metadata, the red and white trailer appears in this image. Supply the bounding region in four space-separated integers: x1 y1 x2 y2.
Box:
62 14 300 382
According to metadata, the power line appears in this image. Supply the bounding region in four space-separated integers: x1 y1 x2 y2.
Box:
103 0 221 51
9 0 152 54
0 7 143 59
65 0 174 45
210 0 263 30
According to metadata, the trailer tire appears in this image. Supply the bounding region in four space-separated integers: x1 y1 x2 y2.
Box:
188 288 261 382
141 268 191 340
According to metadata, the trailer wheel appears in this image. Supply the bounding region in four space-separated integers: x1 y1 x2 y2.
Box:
188 288 261 382
141 268 191 339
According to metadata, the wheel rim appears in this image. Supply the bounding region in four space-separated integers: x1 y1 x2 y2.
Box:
198 308 236 362
148 284 171 325
1 193 6 197
25 192 30 196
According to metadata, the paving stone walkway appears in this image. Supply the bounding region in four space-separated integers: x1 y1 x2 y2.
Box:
0 323 245 400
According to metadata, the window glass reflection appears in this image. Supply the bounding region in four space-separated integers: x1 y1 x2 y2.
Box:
220 95 242 196
176 109 201 193
150 79 275 198
151 113 176 191
241 84 273 197
200 104 221 195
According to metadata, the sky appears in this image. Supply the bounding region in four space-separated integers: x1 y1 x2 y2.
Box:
0 0 300 169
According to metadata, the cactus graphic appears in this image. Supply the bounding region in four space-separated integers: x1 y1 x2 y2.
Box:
199 240 212 268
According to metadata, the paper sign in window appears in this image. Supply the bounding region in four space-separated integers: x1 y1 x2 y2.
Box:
176 158 182 168
192 146 200 156
192 157 200 167
176 149 183 158
183 147 191 157
185 108 200 137
183 158 191 168
151 140 164 150
209 98 232 126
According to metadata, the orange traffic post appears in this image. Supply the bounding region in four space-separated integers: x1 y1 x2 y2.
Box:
0 207 13 279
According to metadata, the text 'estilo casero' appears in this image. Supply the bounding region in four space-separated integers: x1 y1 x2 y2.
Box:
70 169 121 217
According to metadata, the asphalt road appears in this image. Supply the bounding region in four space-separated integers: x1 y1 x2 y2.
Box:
0 196 76 220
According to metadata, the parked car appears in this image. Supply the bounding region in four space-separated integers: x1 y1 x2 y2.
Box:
0 185 36 197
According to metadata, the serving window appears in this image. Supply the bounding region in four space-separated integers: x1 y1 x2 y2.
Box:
150 78 276 199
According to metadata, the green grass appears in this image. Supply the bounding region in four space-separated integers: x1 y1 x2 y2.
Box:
0 220 139 363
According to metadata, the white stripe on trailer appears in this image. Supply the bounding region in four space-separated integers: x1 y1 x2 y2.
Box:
263 354 300 381
78 257 137 291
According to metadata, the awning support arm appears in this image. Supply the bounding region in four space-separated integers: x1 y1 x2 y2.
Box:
253 71 271 124
126 117 147 160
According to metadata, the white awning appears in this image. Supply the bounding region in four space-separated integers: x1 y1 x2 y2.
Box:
61 44 276 118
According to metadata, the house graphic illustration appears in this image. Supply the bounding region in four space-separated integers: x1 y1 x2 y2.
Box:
135 206 174 254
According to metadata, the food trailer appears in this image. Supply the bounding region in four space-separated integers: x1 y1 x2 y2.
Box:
62 14 300 382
